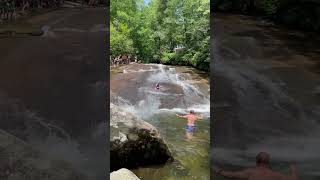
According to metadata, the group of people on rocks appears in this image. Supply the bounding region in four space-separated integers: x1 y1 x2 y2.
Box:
111 55 137 67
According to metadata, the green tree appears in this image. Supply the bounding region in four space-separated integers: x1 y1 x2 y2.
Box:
110 0 210 71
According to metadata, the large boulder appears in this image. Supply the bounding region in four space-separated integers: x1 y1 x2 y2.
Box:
110 168 140 180
110 103 173 171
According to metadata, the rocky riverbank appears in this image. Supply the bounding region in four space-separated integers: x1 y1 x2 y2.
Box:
110 103 173 171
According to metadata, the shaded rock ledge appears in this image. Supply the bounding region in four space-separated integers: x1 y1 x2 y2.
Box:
110 103 173 171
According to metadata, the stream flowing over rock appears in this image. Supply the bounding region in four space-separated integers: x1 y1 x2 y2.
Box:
110 103 173 171
0 130 86 180
0 8 108 179
212 13 320 178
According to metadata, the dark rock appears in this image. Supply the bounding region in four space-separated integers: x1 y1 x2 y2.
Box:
29 30 44 36
110 104 173 171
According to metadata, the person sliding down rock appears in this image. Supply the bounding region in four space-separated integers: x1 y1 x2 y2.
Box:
214 152 299 180
176 110 204 134
155 83 160 90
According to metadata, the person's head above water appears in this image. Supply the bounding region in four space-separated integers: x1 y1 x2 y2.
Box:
256 152 270 167
189 110 195 114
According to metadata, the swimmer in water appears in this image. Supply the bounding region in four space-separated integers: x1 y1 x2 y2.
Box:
176 110 204 134
155 83 160 90
214 152 299 180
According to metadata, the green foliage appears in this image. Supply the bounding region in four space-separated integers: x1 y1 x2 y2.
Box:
161 52 176 64
155 0 210 71
111 0 210 71
110 24 134 56
161 51 187 65
261 0 281 15
191 43 210 71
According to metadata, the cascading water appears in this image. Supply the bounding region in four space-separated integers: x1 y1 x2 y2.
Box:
113 64 210 118
147 64 210 116
213 13 320 180
111 63 210 179
213 53 320 179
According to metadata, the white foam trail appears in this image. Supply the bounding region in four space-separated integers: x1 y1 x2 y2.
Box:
189 104 210 114
121 68 157 74
114 64 210 120
112 94 161 120
147 64 209 104
138 87 183 96
134 95 161 119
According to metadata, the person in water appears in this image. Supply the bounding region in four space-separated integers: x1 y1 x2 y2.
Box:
155 83 160 90
176 110 203 133
214 152 299 180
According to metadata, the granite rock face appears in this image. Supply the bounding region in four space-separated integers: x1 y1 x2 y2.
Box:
110 103 173 171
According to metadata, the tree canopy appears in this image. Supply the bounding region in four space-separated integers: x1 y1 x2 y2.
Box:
110 0 210 71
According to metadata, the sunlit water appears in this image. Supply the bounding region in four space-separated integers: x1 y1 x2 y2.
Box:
111 64 210 180
132 113 210 180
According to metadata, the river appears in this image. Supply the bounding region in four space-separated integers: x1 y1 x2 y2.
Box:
110 63 210 180
212 13 320 180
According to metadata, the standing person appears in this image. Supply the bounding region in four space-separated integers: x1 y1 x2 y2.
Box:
214 152 299 180
176 110 203 134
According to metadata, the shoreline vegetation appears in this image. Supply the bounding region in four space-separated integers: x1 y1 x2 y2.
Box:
0 0 107 37
111 0 210 72
0 0 107 25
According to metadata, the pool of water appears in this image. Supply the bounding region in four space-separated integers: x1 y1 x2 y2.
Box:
111 63 210 180
132 113 210 180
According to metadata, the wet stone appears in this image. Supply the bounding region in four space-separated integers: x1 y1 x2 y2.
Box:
110 103 173 171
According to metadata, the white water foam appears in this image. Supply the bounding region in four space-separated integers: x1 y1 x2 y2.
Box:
121 68 157 74
114 64 210 120
113 94 161 119
147 64 209 102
